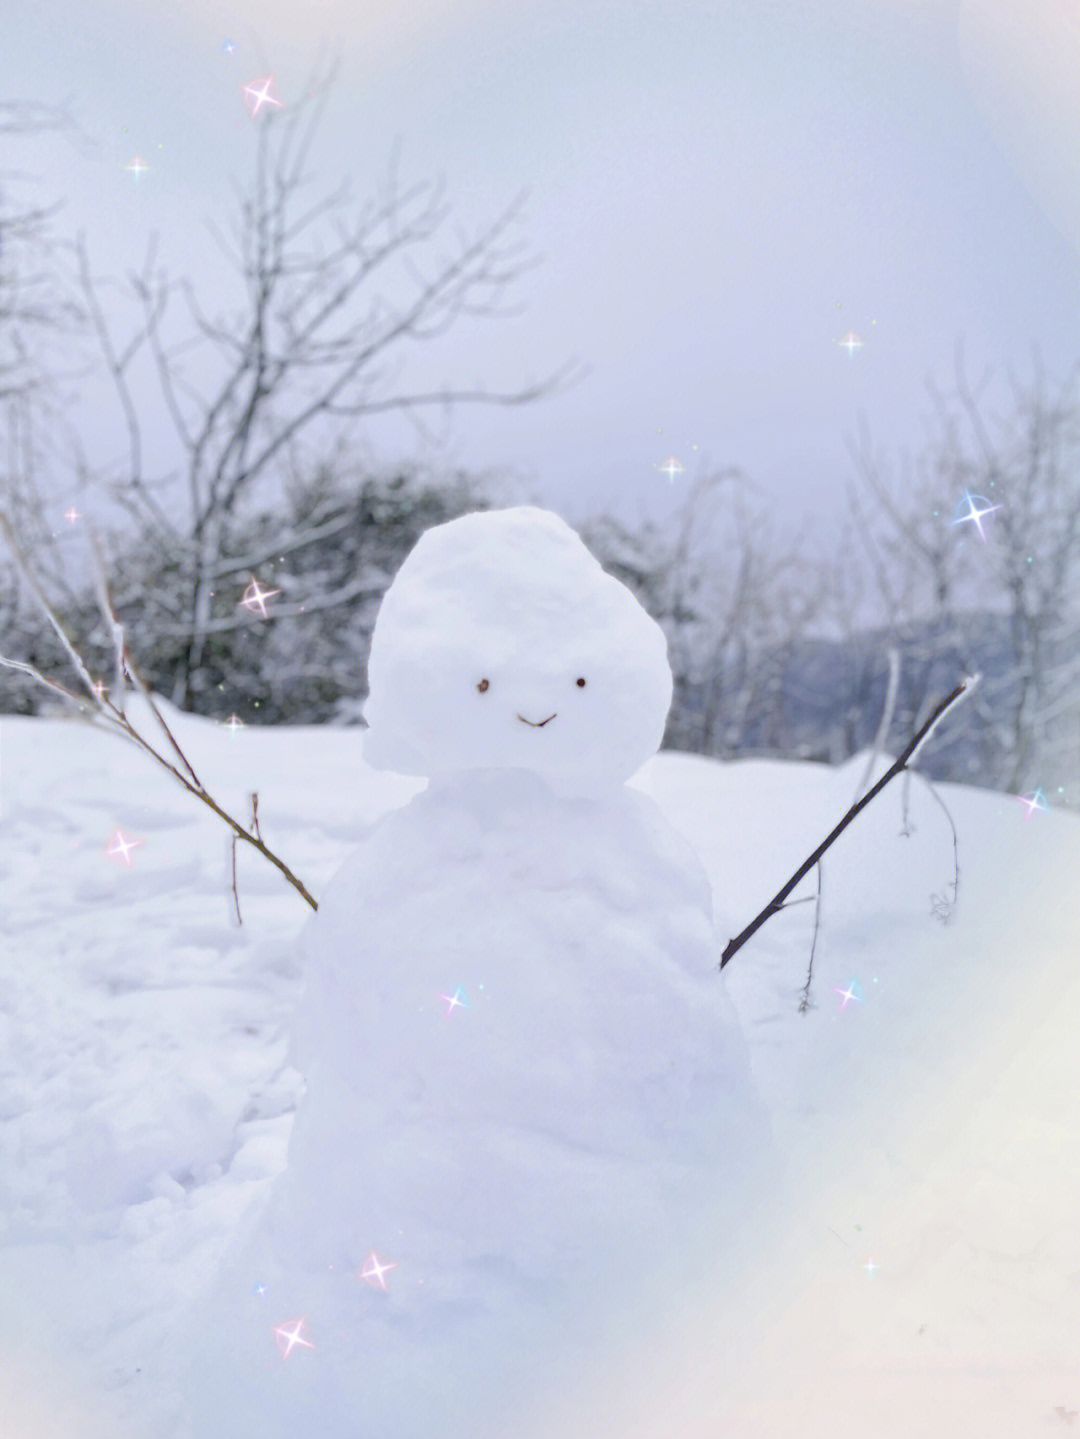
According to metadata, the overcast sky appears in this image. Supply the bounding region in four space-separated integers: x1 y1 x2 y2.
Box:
7 0 1080 544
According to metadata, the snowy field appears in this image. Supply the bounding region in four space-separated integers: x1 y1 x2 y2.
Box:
1 705 1078 1437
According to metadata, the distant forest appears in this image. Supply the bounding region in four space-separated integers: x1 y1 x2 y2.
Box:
4 446 1078 814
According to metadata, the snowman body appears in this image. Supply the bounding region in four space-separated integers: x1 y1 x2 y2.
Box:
283 766 764 1285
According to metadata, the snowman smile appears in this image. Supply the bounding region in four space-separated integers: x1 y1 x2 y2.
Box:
517 713 557 727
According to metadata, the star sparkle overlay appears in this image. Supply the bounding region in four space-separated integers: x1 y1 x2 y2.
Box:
439 985 468 1016
240 579 281 618
951 490 1001 542
243 77 283 118
273 1317 315 1358
1017 788 1049 819
837 330 864 355
359 1252 399 1290
63 506 81 523
124 156 150 179
863 1256 880 1278
656 456 685 484
224 714 244 734
105 829 144 866
832 978 863 1010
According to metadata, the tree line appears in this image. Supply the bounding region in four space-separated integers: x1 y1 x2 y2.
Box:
2 83 1077 812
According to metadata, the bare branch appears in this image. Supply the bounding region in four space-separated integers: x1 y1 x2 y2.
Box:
75 234 144 485
86 527 204 788
230 832 242 927
155 569 385 638
320 368 585 419
0 651 84 705
922 775 961 922
0 508 319 914
852 646 900 802
797 861 823 1014
720 676 979 970
0 506 105 704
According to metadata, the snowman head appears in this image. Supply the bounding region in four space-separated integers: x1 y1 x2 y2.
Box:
362 507 673 796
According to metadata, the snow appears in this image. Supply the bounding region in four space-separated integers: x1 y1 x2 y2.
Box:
362 506 672 797
1 711 1078 1431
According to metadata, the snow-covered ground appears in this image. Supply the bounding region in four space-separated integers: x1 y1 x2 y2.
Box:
1 705 1077 1437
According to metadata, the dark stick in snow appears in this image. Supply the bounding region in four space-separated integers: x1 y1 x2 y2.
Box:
720 675 979 970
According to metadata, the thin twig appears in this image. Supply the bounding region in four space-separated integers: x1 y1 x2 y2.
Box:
853 646 900 803
900 767 914 838
920 774 961 921
720 675 979 969
797 860 823 1014
0 509 319 914
0 653 85 704
0 508 106 709
86 520 206 789
230 833 242 927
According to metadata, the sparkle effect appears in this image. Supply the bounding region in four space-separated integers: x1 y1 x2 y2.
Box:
124 156 150 179
951 490 1001 543
240 579 281 618
833 978 863 1010
440 985 469 1016
63 506 82 523
106 829 144 867
863 1256 880 1278
222 39 237 55
224 714 244 734
837 331 864 355
273 1317 315 1358
91 679 107 700
1017 788 1049 819
656 456 685 484
243 77 283 118
360 1252 399 1290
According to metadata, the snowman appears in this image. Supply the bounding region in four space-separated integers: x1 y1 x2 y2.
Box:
182 507 772 1439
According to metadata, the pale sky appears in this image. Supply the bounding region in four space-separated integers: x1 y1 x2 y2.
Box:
7 0 1080 543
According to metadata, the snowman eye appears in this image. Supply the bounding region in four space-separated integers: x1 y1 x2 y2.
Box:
476 678 490 693
575 677 586 688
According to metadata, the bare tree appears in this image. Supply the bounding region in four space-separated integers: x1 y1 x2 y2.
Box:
0 101 84 401
657 469 831 758
950 359 1080 792
69 67 579 711
0 100 94 712
851 354 1080 801
845 405 983 756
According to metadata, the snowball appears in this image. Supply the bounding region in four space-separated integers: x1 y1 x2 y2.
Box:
362 507 673 797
